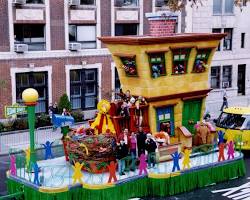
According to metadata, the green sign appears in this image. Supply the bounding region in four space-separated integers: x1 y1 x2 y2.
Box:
5 105 27 118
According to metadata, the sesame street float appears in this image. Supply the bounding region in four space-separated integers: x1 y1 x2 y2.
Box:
4 21 246 200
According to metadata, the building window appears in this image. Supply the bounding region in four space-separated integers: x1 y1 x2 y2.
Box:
222 65 232 88
172 49 190 75
155 0 169 7
14 24 45 51
213 0 234 15
210 66 220 89
243 0 247 6
26 0 44 3
115 0 138 7
115 24 138 36
213 0 222 14
70 69 98 110
212 28 233 51
223 28 233 50
241 33 245 48
225 0 234 14
114 68 121 100
69 25 96 49
212 28 222 51
120 56 138 76
16 72 48 113
193 49 211 73
148 53 166 78
80 0 95 5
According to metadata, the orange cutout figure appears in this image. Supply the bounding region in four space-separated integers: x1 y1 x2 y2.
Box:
107 161 117 183
218 143 225 162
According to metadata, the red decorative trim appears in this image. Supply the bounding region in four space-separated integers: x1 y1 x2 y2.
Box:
24 102 37 106
146 89 212 102
113 53 136 58
145 48 169 54
170 46 195 50
196 46 217 50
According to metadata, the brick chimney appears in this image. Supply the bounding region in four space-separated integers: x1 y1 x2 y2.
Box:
146 11 178 37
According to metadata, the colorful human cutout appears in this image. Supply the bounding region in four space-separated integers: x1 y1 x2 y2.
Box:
171 151 181 172
107 161 117 183
182 149 191 170
42 141 54 160
217 130 225 145
218 142 225 162
10 155 17 176
33 162 40 186
138 153 147 175
24 148 31 168
227 141 235 160
72 162 84 184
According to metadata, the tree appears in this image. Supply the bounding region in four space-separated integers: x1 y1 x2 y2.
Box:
58 93 71 114
164 0 249 11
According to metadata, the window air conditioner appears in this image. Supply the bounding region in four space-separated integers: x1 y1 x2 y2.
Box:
69 0 81 6
14 44 28 53
69 43 81 51
13 0 26 5
222 81 229 88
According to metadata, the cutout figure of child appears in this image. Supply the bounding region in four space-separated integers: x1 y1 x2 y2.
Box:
72 162 84 184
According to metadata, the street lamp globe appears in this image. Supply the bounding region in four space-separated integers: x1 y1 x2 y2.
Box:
22 88 39 104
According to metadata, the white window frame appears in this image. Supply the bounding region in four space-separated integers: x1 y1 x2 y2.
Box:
65 0 101 49
10 65 52 105
65 63 102 105
213 0 234 15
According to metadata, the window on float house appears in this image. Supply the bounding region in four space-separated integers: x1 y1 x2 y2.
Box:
119 55 138 77
148 52 166 78
192 49 212 73
172 48 191 75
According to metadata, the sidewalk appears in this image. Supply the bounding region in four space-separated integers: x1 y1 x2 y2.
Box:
0 122 88 155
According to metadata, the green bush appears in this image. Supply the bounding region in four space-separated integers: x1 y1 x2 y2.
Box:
71 110 84 122
58 93 71 114
36 113 51 127
14 118 28 130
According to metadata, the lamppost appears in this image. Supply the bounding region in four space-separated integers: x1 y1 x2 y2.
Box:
22 88 39 170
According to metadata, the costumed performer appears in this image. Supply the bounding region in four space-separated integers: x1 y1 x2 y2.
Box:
90 99 115 134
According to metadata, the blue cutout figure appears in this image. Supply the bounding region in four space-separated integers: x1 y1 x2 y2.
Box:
42 141 54 160
217 130 225 145
33 162 40 186
171 151 181 172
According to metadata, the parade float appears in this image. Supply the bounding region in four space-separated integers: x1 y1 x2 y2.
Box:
4 16 246 200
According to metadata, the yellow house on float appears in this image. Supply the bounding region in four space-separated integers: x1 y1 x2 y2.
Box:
99 33 226 145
